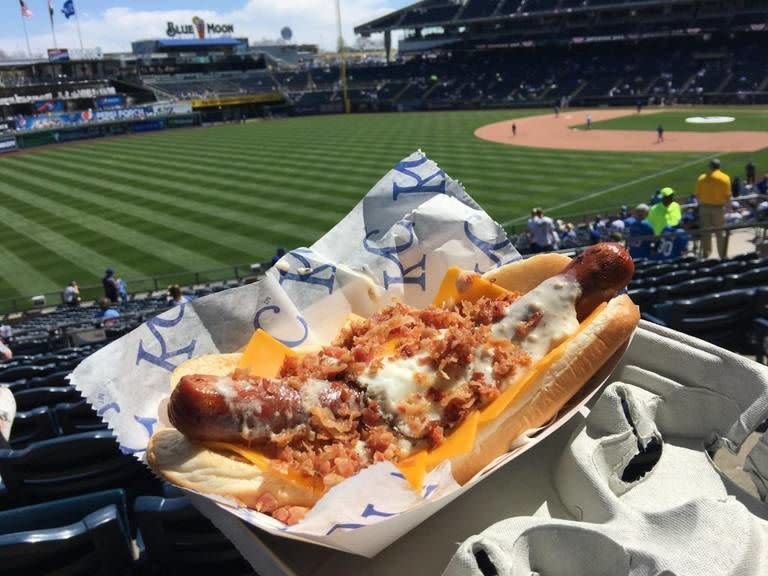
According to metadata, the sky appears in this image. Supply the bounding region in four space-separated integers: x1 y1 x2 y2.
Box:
0 0 411 57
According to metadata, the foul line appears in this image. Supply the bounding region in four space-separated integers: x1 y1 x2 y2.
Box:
502 152 721 226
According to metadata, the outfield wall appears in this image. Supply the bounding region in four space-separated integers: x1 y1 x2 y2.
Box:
11 113 201 150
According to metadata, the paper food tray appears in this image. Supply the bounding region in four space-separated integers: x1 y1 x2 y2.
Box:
70 151 633 557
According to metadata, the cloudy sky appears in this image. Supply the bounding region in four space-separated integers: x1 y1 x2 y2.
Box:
1 0 411 57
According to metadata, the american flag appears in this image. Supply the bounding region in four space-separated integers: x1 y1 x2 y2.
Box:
19 0 33 19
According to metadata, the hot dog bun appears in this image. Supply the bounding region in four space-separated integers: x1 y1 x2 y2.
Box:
147 252 639 513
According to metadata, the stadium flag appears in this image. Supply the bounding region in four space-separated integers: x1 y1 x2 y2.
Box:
19 0 32 58
61 0 75 19
19 0 32 19
48 0 58 49
61 0 84 51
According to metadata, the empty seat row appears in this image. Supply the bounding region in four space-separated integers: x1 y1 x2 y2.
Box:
10 399 106 449
641 287 768 355
630 265 768 290
0 487 253 575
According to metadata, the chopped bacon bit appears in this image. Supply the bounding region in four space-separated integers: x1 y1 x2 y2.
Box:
425 422 444 449
515 310 544 339
253 492 279 513
273 506 308 525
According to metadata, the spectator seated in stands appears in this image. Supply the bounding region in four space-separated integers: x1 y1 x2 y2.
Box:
62 281 81 307
757 174 768 196
653 227 690 261
96 298 120 327
647 187 682 235
0 386 15 449
626 203 655 260
167 284 189 306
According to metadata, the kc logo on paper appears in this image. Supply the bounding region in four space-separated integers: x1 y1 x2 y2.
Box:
136 304 197 372
277 248 337 295
391 154 446 201
363 219 427 291
463 220 517 272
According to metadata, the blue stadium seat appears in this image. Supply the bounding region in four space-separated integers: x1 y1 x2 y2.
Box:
0 430 145 507
644 288 757 353
13 386 81 412
135 494 252 575
0 492 133 576
41 370 71 387
54 400 108 435
684 258 720 271
724 267 768 290
0 365 51 384
657 276 724 300
8 406 58 449
626 287 657 312
699 260 747 277
654 269 697 287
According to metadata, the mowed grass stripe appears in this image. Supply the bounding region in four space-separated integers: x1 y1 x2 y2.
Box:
0 242 60 297
0 199 144 287
40 146 359 223
0 170 226 275
1 156 276 263
84 136 674 220
16 152 331 243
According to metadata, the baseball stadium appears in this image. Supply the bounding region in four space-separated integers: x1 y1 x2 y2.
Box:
1 1 768 574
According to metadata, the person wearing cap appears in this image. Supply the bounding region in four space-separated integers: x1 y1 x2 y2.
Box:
695 159 731 258
626 203 655 260
102 268 119 304
647 187 682 236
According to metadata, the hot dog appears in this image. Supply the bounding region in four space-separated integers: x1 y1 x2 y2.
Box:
148 244 639 524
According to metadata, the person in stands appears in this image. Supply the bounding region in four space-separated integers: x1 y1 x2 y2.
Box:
695 158 732 258
116 276 129 305
102 268 119 303
167 284 189 306
96 298 120 327
746 161 756 186
626 203 655 260
528 208 557 253
647 187 682 235
63 280 81 307
654 227 690 261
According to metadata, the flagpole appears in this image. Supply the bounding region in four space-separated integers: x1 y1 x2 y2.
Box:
74 7 84 50
50 12 58 49
20 11 32 58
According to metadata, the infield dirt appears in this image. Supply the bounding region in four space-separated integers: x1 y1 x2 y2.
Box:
475 109 768 152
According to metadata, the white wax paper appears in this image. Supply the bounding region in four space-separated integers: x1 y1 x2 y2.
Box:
70 151 603 557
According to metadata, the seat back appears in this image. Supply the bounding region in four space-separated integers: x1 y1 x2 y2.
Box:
655 269 696 287
0 366 48 384
651 289 756 352
135 495 252 575
9 407 58 449
626 288 657 312
54 400 108 436
13 386 81 412
700 260 747 277
0 431 142 506
0 504 133 576
724 266 768 289
657 276 725 300
42 370 71 387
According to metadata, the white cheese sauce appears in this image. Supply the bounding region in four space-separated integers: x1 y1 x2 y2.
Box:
492 276 581 362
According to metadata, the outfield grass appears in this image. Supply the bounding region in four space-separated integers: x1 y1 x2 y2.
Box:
0 109 766 307
578 108 768 132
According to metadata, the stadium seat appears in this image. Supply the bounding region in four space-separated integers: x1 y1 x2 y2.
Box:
54 400 108 435
657 276 725 300
654 269 697 287
13 386 81 412
41 370 71 387
0 365 54 384
699 261 747 277
683 258 720 271
0 490 133 576
723 267 768 290
626 288 658 312
644 289 757 353
0 430 147 507
8 407 58 449
134 494 252 575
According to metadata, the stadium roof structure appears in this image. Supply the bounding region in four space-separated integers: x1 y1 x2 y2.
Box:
355 0 768 42
155 38 243 48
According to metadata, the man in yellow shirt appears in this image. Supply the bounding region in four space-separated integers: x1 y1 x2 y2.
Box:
647 187 682 235
695 159 731 258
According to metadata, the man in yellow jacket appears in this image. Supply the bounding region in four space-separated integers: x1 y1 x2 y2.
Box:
695 158 731 258
647 187 682 235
